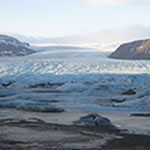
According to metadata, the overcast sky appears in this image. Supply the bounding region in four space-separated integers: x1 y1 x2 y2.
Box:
0 0 150 44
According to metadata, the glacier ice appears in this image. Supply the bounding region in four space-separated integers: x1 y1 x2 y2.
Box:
0 49 150 112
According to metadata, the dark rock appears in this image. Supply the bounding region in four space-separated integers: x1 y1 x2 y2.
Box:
109 39 150 60
2 81 14 88
73 113 117 129
50 100 60 103
31 82 64 88
122 89 136 95
130 113 150 117
0 34 35 56
112 98 126 103
18 106 64 113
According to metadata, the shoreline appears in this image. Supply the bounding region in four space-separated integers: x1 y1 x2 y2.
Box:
0 109 150 133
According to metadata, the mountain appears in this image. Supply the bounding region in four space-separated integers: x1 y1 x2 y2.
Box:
0 35 35 56
109 39 150 60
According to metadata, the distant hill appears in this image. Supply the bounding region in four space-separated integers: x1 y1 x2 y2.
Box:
0 35 35 56
109 39 150 60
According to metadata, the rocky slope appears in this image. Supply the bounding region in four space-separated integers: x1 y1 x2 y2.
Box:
109 39 150 60
0 35 35 56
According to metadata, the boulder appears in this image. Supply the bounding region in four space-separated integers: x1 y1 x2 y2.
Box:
73 113 117 129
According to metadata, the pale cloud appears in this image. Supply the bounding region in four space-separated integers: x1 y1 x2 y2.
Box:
82 25 150 44
12 25 150 47
84 0 142 6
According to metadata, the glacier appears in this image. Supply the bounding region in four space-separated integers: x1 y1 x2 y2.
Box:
1 49 150 84
0 48 150 112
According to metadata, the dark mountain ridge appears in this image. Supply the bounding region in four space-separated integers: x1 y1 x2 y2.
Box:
0 35 35 56
109 39 150 60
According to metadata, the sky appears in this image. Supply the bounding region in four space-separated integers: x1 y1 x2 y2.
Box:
0 0 150 45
